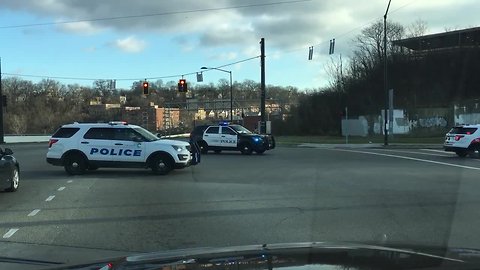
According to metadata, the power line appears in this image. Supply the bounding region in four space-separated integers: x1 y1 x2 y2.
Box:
0 56 261 82
0 0 312 29
0 73 102 81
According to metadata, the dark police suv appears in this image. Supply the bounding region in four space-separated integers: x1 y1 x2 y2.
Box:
190 123 275 155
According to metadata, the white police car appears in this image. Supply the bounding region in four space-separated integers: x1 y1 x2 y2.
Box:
47 121 192 175
190 122 275 155
444 124 480 157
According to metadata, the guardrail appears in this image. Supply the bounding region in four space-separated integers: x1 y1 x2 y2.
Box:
4 135 51 143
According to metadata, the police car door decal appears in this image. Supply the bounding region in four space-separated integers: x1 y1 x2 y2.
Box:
81 128 115 162
110 128 146 162
221 127 238 148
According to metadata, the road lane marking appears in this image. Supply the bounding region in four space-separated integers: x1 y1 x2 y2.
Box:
58 186 66 191
333 148 480 171
27 209 41 217
422 149 451 154
422 149 480 161
372 149 452 157
67 180 73 183
3 228 19 239
45 195 55 202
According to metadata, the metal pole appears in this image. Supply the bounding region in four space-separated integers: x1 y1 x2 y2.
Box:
383 0 392 146
0 58 4 144
345 106 349 144
260 38 266 133
229 71 233 122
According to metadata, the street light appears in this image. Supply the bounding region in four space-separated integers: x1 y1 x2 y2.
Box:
383 0 392 146
201 66 233 121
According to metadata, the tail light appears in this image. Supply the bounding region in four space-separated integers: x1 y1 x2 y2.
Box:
454 135 464 141
48 139 59 148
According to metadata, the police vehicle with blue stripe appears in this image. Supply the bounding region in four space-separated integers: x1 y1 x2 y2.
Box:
190 122 275 155
47 121 194 175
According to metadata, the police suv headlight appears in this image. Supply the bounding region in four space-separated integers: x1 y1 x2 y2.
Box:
172 145 185 152
253 137 263 143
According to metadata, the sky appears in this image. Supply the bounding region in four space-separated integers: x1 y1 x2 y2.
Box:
0 0 478 91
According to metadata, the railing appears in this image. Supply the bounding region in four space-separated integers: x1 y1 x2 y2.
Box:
3 135 51 143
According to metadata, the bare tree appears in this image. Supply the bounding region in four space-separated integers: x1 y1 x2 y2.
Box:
406 19 428 38
352 20 405 68
325 55 344 90
5 114 28 134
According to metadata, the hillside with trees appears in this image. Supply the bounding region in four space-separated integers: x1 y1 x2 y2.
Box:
279 21 480 135
0 77 301 134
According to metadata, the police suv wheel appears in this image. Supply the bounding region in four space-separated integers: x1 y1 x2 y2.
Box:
151 154 173 175
240 144 253 155
64 153 87 175
6 167 19 192
468 145 480 158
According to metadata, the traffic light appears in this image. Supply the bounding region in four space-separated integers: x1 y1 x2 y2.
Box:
178 79 187 92
142 81 149 95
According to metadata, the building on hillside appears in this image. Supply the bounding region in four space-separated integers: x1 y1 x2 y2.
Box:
88 102 122 121
121 104 181 132
393 26 480 53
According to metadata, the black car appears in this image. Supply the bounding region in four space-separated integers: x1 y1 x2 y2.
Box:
0 148 19 192
190 123 275 155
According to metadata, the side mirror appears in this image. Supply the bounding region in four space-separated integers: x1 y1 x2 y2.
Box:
3 148 13 155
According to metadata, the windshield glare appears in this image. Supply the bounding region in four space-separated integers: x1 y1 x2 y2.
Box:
133 127 159 141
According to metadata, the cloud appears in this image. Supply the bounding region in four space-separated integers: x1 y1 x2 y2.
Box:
112 36 146 53
209 51 238 61
57 21 104 35
0 0 478 52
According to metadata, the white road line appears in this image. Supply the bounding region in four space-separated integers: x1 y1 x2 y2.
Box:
58 186 66 191
372 148 452 157
27 209 41 217
333 148 480 171
422 149 450 154
67 180 73 183
421 149 480 161
45 195 55 202
3 228 19 239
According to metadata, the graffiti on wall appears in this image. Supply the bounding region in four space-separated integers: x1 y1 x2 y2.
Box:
410 116 448 128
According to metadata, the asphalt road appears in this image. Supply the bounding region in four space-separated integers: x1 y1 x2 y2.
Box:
1 143 480 269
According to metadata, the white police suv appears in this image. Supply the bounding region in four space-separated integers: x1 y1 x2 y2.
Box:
47 121 192 175
444 124 480 157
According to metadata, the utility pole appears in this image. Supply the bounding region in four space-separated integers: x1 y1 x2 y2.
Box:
0 58 4 144
383 0 392 146
260 38 266 134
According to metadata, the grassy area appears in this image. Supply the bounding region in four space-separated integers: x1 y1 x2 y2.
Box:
275 135 444 145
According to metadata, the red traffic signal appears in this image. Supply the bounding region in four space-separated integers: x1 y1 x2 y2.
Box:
178 79 187 92
142 81 149 95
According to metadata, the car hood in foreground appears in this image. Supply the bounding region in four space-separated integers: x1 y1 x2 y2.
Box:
41 242 480 270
